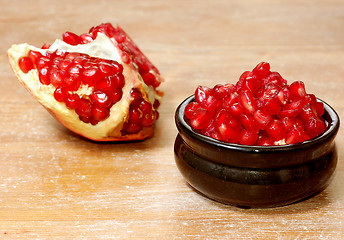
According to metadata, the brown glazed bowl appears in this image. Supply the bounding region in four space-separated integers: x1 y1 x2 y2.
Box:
174 95 340 208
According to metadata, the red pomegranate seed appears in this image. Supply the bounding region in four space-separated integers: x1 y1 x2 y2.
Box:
110 91 123 104
36 57 51 69
240 113 259 132
80 33 93 44
139 100 153 114
314 102 324 116
73 55 88 66
261 97 281 115
27 50 42 65
63 31 82 45
253 110 272 130
123 122 142 134
18 56 34 73
300 103 317 121
201 94 220 114
256 133 273 146
153 99 160 109
262 71 286 86
217 123 240 143
278 109 299 118
75 98 93 118
54 87 66 102
99 62 117 76
281 116 295 130
68 64 82 75
216 109 241 129
141 72 157 87
141 113 156 127
229 102 244 117
49 67 65 87
266 119 286 141
305 94 317 105
64 74 81 91
239 129 258 145
130 88 142 106
238 90 257 113
189 108 211 130
195 86 210 104
128 108 142 124
81 66 101 86
38 66 50 85
111 61 123 74
90 91 111 109
213 84 234 99
252 62 271 79
65 93 81 110
289 81 306 99
58 58 73 71
285 128 299 144
92 106 110 122
112 74 125 89
304 116 326 138
185 102 200 119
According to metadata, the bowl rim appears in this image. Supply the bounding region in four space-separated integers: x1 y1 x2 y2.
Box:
175 95 340 153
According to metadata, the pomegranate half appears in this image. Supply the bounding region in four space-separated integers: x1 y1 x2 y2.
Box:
8 23 163 141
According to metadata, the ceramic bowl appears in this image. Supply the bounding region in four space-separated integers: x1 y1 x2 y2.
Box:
174 95 340 208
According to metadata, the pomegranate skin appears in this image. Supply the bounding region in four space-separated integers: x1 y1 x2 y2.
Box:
7 24 163 142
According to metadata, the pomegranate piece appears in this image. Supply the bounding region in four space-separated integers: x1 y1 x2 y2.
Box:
184 62 327 146
8 23 163 141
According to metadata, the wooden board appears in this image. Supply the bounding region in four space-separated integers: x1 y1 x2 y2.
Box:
1 0 343 239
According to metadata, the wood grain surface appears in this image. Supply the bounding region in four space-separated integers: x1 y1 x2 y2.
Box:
1 0 344 239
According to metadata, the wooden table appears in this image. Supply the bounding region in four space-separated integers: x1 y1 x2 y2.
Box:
1 0 343 239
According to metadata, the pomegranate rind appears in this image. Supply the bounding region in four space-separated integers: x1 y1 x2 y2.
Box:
7 34 161 141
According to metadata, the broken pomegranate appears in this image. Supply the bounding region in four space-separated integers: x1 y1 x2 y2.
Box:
184 62 327 145
7 23 163 141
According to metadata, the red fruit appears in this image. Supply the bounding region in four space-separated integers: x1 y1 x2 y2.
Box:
252 62 271 79
261 97 281 115
195 86 212 104
253 110 272 130
238 90 257 113
239 129 259 145
184 102 200 119
90 91 111 109
18 56 34 73
217 123 240 143
184 62 327 146
54 87 66 102
304 117 327 138
189 108 212 130
266 119 286 141
65 93 81 110
62 31 82 45
285 126 302 145
240 113 259 132
213 84 234 99
8 23 163 141
289 81 306 99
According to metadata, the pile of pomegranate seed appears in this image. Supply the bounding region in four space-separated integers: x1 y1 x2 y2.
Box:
184 62 327 145
19 50 125 125
16 23 162 136
61 23 162 89
121 88 159 135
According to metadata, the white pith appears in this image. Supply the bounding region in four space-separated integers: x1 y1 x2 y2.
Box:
7 33 160 140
